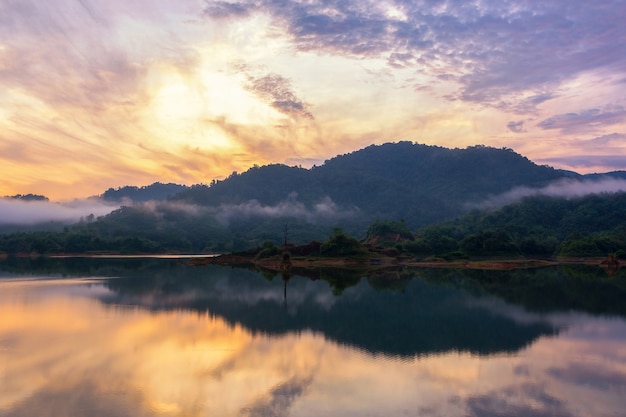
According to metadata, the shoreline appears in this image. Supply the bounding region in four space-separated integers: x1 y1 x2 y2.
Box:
1 252 618 272
188 253 615 271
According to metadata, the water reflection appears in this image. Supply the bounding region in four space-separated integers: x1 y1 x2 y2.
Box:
1 258 626 416
97 263 561 357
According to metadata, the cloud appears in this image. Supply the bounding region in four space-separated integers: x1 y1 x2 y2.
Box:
535 155 626 171
534 133 626 171
110 195 358 228
1 379 150 417
3 0 626 199
240 375 314 417
475 177 626 209
0 197 119 225
214 194 358 225
507 120 527 133
0 0 152 113
547 362 626 391
203 1 253 19
500 92 558 115
538 106 626 134
245 73 313 119
588 132 626 145
203 0 626 110
465 383 574 417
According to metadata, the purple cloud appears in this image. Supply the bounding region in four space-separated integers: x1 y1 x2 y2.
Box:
202 0 626 112
203 1 253 19
589 133 626 145
536 155 626 170
537 106 626 134
246 73 313 119
507 120 526 133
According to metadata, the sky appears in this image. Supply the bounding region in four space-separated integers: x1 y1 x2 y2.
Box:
2 0 626 200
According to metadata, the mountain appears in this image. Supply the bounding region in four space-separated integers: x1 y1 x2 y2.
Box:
583 170 626 181
100 182 189 203
173 142 567 229
2 194 49 201
3 141 626 255
411 191 626 258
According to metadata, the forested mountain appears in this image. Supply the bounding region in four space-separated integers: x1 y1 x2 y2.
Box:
100 182 189 202
3 194 49 201
408 192 626 258
2 142 626 255
174 142 567 228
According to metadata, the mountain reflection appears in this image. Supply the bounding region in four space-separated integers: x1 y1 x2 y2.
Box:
58 260 561 357
2 257 626 417
4 258 626 359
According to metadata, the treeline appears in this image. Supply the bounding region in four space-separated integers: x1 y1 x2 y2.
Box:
172 142 567 229
2 141 626 258
0 192 626 259
403 193 626 259
2 192 626 258
101 182 188 203
0 204 338 255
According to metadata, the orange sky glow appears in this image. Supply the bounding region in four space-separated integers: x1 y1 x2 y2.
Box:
2 1 626 200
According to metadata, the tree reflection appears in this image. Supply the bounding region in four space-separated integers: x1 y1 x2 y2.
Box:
5 258 626 358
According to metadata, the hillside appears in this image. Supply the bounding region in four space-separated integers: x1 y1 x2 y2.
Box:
174 142 566 229
2 141 626 255
410 192 626 258
100 182 189 203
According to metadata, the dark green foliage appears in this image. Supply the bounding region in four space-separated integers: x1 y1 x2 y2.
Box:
318 267 364 295
364 220 414 246
437 251 470 261
417 193 626 258
257 241 281 259
400 239 433 256
320 228 367 257
174 142 567 230
4 193 49 201
2 143 626 256
101 182 189 202
439 265 626 316
558 237 604 257
413 225 460 255
460 230 520 256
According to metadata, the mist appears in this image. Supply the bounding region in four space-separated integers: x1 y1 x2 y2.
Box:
0 198 120 226
213 194 359 225
475 177 626 209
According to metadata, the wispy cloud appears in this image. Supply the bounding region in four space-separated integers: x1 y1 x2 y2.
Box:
589 133 626 145
476 177 626 209
240 375 314 417
538 106 626 134
536 155 626 172
203 1 252 19
245 73 313 119
205 0 626 111
214 194 358 225
2 0 626 198
0 198 119 225
465 382 573 417
507 120 527 133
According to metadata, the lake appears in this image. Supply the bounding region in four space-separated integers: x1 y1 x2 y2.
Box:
1 257 625 417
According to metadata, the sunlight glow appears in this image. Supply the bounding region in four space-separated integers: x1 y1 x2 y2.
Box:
2 276 625 417
2 0 626 197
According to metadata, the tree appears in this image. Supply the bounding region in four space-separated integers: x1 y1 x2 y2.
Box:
321 228 366 257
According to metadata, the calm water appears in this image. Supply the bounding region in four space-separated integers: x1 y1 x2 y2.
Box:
1 257 626 417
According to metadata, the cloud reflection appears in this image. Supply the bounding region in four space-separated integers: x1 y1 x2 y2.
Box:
1 274 626 417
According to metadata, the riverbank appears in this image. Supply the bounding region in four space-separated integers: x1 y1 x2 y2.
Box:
188 252 617 271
